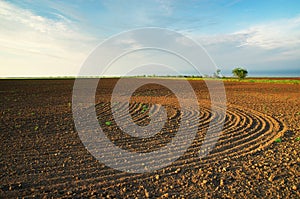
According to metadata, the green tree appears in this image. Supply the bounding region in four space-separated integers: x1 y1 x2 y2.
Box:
232 67 248 80
213 69 221 78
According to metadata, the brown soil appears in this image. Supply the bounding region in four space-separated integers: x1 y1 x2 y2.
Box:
0 78 299 198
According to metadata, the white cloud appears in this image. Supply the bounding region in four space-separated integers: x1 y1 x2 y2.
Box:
155 0 173 16
114 38 143 49
235 16 300 49
182 16 300 75
195 15 300 49
191 15 300 65
0 1 96 77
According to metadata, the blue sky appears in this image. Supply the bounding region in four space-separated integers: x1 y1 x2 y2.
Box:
1 0 300 77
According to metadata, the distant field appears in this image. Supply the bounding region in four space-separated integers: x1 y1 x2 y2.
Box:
186 77 300 84
1 77 300 83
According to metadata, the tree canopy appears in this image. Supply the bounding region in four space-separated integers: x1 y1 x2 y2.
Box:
232 67 248 80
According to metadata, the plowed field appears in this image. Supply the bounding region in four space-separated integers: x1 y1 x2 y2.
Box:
0 79 299 198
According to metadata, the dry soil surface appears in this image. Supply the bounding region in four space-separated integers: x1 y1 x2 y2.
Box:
0 79 299 198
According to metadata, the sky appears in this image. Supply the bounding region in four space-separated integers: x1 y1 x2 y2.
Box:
0 0 300 77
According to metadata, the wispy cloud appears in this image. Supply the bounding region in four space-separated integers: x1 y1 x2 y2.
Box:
236 16 300 50
187 15 300 74
0 1 96 76
195 15 300 57
195 15 300 48
155 0 174 16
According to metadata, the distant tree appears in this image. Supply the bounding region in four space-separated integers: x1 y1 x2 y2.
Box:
232 67 248 80
213 69 221 78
